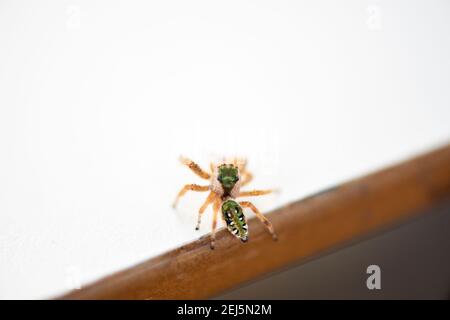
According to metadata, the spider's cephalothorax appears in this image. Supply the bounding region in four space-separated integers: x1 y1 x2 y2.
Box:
173 156 277 249
217 164 240 197
221 199 248 242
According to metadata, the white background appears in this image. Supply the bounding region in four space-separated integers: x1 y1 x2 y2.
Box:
0 0 449 299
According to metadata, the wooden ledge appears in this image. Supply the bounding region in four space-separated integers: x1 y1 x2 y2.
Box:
60 144 450 299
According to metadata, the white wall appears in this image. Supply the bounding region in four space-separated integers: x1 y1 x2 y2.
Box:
0 0 449 299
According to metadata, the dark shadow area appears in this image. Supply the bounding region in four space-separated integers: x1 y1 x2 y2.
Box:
216 201 450 299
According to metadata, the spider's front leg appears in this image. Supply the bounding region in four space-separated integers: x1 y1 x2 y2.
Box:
239 201 278 241
179 156 211 179
172 184 209 208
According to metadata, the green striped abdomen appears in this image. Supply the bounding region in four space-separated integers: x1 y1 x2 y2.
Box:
221 200 248 242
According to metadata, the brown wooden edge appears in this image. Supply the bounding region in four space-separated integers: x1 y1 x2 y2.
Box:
60 144 450 299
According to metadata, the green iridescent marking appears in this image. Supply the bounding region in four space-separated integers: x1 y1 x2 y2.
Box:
217 164 239 195
221 199 248 242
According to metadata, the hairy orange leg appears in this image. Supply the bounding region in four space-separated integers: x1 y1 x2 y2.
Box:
240 171 253 187
238 189 274 197
239 201 277 240
210 199 221 249
179 156 211 179
196 192 217 230
172 184 209 208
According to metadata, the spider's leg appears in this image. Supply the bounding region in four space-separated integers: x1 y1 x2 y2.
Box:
172 184 209 208
179 156 211 179
240 171 253 187
238 189 275 197
235 157 247 172
239 201 277 240
210 198 221 249
233 158 252 186
196 191 217 230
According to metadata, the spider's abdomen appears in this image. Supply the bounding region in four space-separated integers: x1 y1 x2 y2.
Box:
221 199 248 242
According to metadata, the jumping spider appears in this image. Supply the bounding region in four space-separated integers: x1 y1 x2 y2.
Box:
173 156 277 249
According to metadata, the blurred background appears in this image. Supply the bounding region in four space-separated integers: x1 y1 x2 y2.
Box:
217 202 450 299
0 0 449 299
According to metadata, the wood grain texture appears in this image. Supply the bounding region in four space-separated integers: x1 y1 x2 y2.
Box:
60 144 450 300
